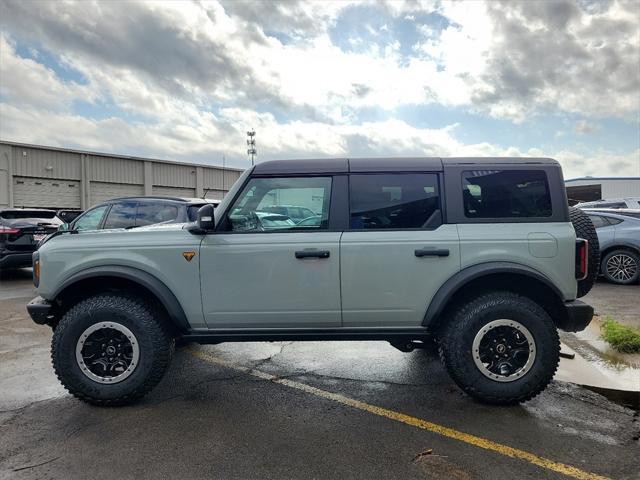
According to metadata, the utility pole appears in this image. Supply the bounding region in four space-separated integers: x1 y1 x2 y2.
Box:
246 129 257 166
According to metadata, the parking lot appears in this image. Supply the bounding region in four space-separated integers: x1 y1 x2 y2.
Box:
1 268 638 480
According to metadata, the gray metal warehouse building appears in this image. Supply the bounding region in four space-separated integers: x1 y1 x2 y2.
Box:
0 141 244 210
565 176 640 204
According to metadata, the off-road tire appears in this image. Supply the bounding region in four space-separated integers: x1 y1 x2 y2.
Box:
601 249 640 285
51 294 174 406
439 292 559 405
569 206 600 297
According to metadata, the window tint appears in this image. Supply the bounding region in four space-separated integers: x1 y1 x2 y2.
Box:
588 215 609 229
349 174 440 229
73 205 108 231
227 177 331 232
136 203 179 226
103 202 137 229
463 170 552 218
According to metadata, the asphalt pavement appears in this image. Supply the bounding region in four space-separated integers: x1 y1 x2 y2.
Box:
1 269 638 480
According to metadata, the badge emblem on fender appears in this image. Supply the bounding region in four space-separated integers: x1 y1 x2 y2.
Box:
182 251 196 262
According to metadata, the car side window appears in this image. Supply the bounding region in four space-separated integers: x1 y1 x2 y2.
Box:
349 174 441 229
103 202 138 229
136 203 179 226
225 177 331 232
73 205 109 231
606 217 623 225
588 215 609 229
462 170 552 218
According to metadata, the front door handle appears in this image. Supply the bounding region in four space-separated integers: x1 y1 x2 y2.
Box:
415 248 449 258
295 250 330 259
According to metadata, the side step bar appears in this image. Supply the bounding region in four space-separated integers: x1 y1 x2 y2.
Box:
181 328 430 344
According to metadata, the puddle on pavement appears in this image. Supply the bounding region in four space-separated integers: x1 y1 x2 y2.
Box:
557 323 640 410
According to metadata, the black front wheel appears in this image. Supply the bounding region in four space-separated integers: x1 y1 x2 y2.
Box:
52 294 174 406
439 292 559 405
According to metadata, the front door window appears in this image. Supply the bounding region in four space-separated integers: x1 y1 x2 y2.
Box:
226 177 332 232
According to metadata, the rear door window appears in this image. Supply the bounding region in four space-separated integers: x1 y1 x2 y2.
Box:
462 170 552 218
136 203 180 226
588 215 609 229
349 174 441 229
103 202 138 229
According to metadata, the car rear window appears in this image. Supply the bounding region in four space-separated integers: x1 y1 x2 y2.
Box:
462 170 552 218
1 210 57 219
588 215 609 229
349 174 441 229
137 203 180 226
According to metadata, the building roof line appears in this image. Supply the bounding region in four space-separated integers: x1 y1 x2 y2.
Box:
0 139 245 172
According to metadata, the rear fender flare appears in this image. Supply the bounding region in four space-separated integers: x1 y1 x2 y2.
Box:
422 262 565 328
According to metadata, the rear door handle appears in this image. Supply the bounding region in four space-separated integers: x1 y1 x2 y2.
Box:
295 250 330 259
415 248 449 258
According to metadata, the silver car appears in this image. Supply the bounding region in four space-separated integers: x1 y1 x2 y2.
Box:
584 209 640 284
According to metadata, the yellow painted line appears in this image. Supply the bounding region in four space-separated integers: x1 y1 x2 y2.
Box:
187 347 610 480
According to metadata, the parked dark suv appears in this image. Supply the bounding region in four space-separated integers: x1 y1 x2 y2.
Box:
63 196 220 232
0 209 62 269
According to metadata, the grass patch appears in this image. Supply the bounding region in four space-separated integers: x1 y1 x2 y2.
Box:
600 317 640 353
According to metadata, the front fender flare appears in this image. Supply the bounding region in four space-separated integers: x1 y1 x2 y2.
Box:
53 265 190 331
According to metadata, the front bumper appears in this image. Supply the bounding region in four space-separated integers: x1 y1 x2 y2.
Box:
561 300 594 332
26 296 54 325
0 252 33 269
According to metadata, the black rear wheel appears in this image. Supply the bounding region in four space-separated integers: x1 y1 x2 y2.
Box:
439 292 559 405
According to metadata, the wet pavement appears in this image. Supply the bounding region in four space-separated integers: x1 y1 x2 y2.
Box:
1 270 639 479
582 282 639 329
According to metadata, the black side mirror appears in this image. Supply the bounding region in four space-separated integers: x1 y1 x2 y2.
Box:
197 204 216 232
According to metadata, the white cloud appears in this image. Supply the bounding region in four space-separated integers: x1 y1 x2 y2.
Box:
0 0 637 178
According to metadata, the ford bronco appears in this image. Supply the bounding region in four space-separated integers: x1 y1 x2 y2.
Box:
27 157 599 406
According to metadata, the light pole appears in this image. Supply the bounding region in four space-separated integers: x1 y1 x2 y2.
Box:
246 129 257 166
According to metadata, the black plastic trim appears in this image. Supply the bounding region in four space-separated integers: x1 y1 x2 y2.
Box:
562 300 594 332
53 265 190 331
26 296 53 325
181 327 429 343
423 262 566 327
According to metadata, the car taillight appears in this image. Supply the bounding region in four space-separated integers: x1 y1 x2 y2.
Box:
575 239 588 280
0 226 20 234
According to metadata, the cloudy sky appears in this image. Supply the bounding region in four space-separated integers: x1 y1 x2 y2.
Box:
0 0 638 178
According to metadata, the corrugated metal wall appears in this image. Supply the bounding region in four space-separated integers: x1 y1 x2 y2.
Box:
565 179 640 198
12 146 81 180
153 163 196 188
89 155 144 184
0 144 10 207
0 141 244 210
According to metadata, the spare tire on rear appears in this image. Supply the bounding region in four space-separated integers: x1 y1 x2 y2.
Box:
569 207 600 298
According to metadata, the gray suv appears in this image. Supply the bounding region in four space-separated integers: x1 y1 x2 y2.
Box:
27 157 597 406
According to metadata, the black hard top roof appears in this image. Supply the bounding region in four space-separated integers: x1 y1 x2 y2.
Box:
253 157 559 175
